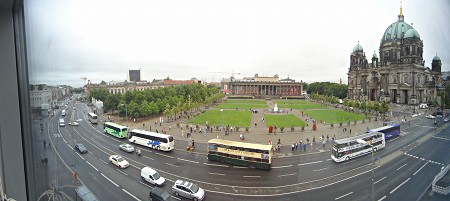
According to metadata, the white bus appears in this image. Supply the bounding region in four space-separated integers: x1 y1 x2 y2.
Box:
331 131 385 162
88 113 98 124
128 129 174 151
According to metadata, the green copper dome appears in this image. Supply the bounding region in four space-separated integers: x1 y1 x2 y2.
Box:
380 15 413 43
353 43 363 53
433 55 441 61
404 28 420 39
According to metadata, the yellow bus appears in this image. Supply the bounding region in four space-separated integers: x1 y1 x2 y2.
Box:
207 139 273 170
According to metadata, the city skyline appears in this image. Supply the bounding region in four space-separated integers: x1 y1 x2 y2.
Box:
26 0 450 87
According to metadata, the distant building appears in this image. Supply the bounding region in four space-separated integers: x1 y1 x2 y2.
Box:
129 69 141 82
222 74 303 98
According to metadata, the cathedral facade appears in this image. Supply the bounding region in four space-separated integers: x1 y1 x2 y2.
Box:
347 7 443 105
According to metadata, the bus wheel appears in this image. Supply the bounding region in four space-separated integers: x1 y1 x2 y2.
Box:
157 146 160 150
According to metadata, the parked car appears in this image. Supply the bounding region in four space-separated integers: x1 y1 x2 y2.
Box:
141 167 165 186
109 155 129 169
69 121 79 126
444 118 449 122
172 180 205 201
119 143 135 153
426 115 435 119
75 144 88 154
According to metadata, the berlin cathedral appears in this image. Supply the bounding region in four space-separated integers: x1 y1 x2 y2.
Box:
347 5 443 105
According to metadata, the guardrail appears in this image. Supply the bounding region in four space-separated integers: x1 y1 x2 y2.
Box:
432 165 450 195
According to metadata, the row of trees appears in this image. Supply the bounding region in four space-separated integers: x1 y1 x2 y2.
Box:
311 93 389 115
307 82 347 99
89 84 224 119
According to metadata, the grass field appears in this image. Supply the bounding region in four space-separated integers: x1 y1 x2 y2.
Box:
264 114 306 128
217 99 268 109
302 109 366 124
188 109 251 127
273 100 328 110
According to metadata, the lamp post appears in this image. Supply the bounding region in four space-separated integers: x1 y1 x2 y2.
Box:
356 138 374 201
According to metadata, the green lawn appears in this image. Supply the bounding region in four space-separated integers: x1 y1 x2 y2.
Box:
225 99 267 104
302 109 366 124
273 100 328 110
264 114 307 128
188 109 251 127
217 99 268 109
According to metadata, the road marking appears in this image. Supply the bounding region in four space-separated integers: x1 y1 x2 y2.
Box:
204 163 228 167
166 163 179 168
313 167 329 172
272 165 293 169
156 152 174 158
177 158 199 164
278 173 297 177
374 176 386 184
209 172 226 176
243 176 261 178
122 189 141 201
130 163 140 169
170 195 181 200
139 181 152 188
67 143 74 151
101 173 119 187
86 161 99 171
298 161 322 166
401 139 408 143
396 164 407 171
335 192 353 200
99 159 108 165
76 152 85 160
326 159 332 161
143 156 154 160
413 162 428 176
433 136 450 141
378 195 387 201
390 178 410 194
117 169 128 176
233 166 248 169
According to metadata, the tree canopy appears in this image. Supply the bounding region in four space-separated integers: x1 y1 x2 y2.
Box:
307 82 347 99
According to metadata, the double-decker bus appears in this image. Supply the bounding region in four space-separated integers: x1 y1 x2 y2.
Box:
128 129 174 151
103 122 128 138
207 139 273 170
370 123 400 140
331 131 385 162
88 112 98 124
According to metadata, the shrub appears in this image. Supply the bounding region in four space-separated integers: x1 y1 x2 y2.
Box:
235 127 240 131
245 127 249 132
290 125 295 131
339 122 343 127
330 123 334 128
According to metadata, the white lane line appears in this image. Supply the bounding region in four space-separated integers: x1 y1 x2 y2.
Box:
101 173 119 187
298 161 322 166
278 173 297 177
389 178 410 194
326 159 332 161
99 159 108 165
66 143 74 150
335 192 353 200
130 164 140 169
413 162 428 176
170 195 181 200
156 152 174 158
86 161 99 171
374 176 386 184
122 189 141 201
378 195 387 201
233 166 248 169
177 158 199 164
313 167 329 172
272 165 293 169
243 176 261 178
76 152 85 160
143 156 154 160
139 181 152 188
396 163 407 171
204 163 228 167
117 169 128 176
166 163 179 168
209 172 226 176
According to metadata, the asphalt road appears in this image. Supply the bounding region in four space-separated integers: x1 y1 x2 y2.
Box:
46 101 450 201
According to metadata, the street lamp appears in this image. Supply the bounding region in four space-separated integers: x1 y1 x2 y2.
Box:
356 138 374 201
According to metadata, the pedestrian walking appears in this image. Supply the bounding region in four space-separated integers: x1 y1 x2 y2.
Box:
327 135 329 142
349 129 352 134
278 138 281 145
303 143 307 151
291 144 295 152
313 136 316 144
306 138 309 144
295 142 298 150
43 140 46 148
322 140 326 148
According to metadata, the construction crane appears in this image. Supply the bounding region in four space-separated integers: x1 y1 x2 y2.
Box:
208 72 242 81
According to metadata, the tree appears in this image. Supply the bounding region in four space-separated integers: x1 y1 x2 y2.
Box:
140 100 151 117
380 101 389 116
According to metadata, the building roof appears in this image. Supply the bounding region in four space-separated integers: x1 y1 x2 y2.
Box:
353 43 363 53
433 55 441 61
380 14 413 44
162 79 195 85
404 28 420 39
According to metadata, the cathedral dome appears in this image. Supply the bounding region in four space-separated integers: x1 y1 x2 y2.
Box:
404 28 420 39
433 55 441 61
380 14 413 44
353 43 363 53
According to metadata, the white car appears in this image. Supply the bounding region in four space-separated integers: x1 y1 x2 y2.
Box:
426 115 435 119
444 118 449 122
141 167 165 186
69 122 79 126
119 143 135 153
109 155 129 169
172 180 205 201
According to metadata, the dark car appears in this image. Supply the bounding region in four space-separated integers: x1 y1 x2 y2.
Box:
149 187 171 201
75 144 88 154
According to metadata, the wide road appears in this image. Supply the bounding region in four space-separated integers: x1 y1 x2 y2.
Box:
47 101 450 200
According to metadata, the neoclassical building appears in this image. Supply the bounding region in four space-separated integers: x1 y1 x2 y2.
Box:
347 6 443 104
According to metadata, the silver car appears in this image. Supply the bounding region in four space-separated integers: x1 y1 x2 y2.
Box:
119 143 135 153
172 180 205 201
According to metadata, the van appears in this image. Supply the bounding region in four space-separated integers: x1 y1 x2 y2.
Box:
59 119 65 127
419 103 428 109
141 167 165 186
62 110 66 116
149 187 171 201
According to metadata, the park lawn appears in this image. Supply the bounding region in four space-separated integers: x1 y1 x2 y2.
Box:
188 109 251 127
273 100 328 110
303 109 366 124
225 99 267 104
216 99 268 109
264 114 307 128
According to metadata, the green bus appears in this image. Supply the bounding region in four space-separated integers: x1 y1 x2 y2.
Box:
103 122 128 138
207 139 273 170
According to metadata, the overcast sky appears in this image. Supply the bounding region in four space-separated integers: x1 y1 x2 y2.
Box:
25 0 450 87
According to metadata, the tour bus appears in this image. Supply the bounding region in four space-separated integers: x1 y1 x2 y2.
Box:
331 131 385 162
61 110 66 116
88 113 98 124
103 122 128 139
370 123 400 140
207 139 273 170
128 129 174 151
